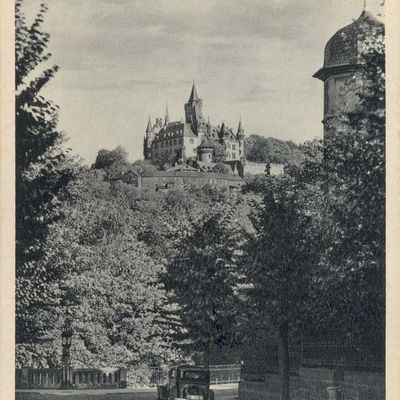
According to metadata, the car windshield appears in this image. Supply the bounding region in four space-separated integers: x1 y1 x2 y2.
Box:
181 370 208 381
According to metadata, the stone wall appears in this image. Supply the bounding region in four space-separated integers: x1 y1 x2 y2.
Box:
244 162 284 176
139 173 244 191
239 374 329 400
239 368 384 400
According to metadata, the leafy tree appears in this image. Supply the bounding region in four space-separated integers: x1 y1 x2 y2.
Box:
244 135 304 164
168 201 243 364
132 159 158 174
151 149 179 170
213 142 227 163
92 146 129 170
15 0 77 344
212 162 230 175
16 170 181 371
242 175 324 400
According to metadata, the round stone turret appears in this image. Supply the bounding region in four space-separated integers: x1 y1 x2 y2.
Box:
313 9 384 135
198 139 214 163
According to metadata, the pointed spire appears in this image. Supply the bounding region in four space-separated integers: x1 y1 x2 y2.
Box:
165 102 169 126
237 118 243 134
237 117 245 139
146 116 153 133
189 80 199 102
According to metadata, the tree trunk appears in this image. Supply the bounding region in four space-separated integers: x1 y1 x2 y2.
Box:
278 322 290 400
203 343 211 367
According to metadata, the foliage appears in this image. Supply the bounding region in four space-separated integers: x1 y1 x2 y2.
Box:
244 135 304 164
92 146 129 169
212 162 231 175
151 149 179 170
168 200 244 364
242 175 324 400
213 142 227 162
15 0 77 344
132 159 158 174
317 24 385 352
16 170 182 370
15 156 244 368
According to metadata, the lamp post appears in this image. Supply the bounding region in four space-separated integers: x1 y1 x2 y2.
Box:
61 316 73 388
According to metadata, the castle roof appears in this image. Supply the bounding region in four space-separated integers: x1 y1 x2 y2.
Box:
188 82 200 102
153 121 197 141
237 119 244 134
198 138 215 149
314 9 383 80
146 116 153 133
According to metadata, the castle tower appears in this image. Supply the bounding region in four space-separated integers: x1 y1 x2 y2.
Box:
198 139 214 164
313 7 384 137
237 119 245 160
184 82 206 134
143 116 154 160
237 119 244 140
164 102 169 126
218 122 228 144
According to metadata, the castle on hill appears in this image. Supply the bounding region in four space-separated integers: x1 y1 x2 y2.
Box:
143 83 247 176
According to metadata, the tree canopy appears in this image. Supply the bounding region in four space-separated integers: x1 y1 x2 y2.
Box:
244 135 304 164
167 201 244 364
15 0 77 345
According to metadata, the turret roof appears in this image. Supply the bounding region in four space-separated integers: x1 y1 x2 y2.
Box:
146 116 153 133
314 9 383 80
198 138 215 149
188 82 200 102
237 119 244 134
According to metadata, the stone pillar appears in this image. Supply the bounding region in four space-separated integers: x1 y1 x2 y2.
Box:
120 368 127 388
61 316 73 388
326 386 342 400
62 366 73 389
20 367 30 388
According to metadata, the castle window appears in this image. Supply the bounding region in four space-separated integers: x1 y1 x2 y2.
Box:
174 139 177 145
232 153 236 159
232 144 236 150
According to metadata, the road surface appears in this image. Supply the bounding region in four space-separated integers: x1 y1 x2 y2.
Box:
16 383 239 400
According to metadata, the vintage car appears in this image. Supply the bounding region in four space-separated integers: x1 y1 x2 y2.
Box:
157 365 214 400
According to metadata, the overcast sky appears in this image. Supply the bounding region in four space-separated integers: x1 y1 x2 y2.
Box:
22 0 383 164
